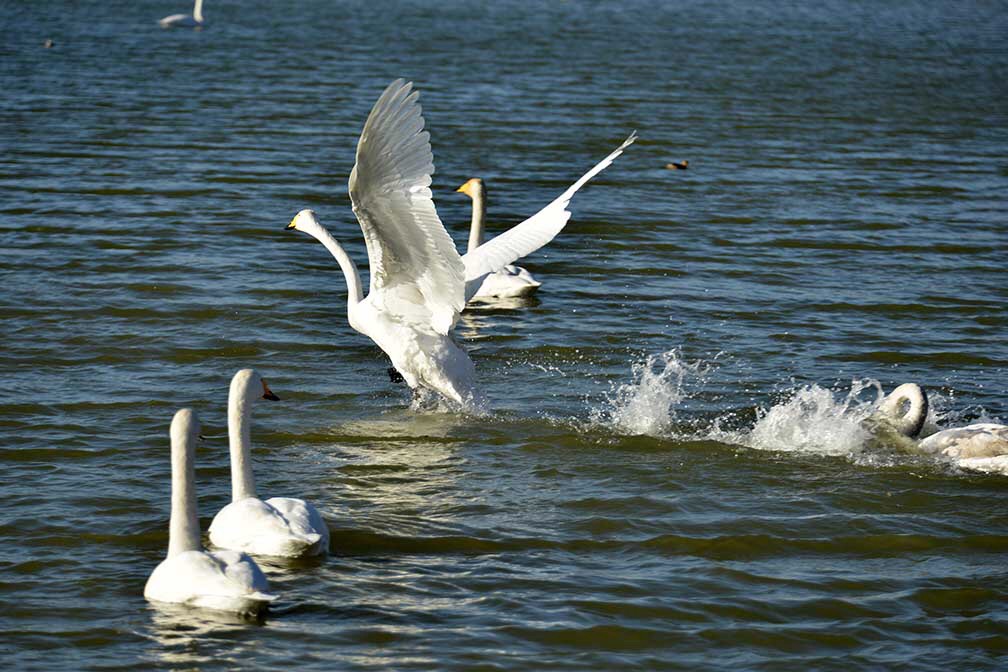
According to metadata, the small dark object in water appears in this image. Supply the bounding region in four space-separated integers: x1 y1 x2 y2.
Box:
44 39 54 48
665 160 688 170
387 366 405 384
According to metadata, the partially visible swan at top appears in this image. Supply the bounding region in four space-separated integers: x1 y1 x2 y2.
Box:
144 409 275 614
208 369 329 558
286 79 635 405
158 0 204 28
874 382 1008 459
456 178 541 300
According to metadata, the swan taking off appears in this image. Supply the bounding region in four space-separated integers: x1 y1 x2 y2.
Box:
875 382 1008 459
158 0 204 28
456 178 541 299
144 409 275 614
286 79 635 405
208 370 330 558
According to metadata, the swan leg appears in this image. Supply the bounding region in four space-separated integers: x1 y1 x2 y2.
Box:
387 366 405 384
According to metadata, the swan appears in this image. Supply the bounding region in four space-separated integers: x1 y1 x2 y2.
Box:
875 382 1008 458
144 409 276 614
208 369 329 558
456 178 542 299
158 0 204 28
286 79 635 404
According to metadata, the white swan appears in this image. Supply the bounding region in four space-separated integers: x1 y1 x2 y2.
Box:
158 0 204 28
456 178 541 299
286 79 635 404
144 409 276 614
208 369 330 558
875 382 1008 459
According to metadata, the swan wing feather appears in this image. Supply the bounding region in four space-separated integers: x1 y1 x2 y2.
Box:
460 132 636 301
349 79 465 335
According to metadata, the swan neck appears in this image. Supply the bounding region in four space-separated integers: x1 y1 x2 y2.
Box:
466 186 486 254
228 384 257 502
304 220 364 311
880 383 929 437
904 385 928 437
168 418 200 557
193 0 204 21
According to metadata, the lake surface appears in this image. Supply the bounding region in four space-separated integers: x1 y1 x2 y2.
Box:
2 0 1007 669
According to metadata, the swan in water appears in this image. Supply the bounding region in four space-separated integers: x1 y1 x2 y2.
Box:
286 79 635 404
875 382 1008 459
144 409 275 614
159 0 204 28
456 178 541 299
208 369 329 558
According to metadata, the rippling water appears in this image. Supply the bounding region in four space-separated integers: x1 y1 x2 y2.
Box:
3 0 1007 669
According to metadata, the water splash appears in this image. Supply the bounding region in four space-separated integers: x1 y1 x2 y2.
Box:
409 387 490 417
591 350 711 437
731 381 881 457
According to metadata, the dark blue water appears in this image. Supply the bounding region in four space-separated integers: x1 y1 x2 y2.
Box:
2 1 1007 669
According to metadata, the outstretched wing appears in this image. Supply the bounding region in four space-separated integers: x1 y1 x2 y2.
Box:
349 79 465 335
460 132 637 301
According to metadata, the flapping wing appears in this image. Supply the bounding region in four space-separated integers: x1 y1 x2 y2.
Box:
349 79 465 335
460 132 637 300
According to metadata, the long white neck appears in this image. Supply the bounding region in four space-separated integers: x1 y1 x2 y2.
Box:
228 375 257 502
300 219 364 314
466 184 486 253
878 383 929 437
168 409 200 557
193 0 204 22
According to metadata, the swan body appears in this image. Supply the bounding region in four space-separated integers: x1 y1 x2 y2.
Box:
144 409 275 614
471 264 541 299
456 178 542 299
159 0 204 28
208 369 329 558
287 79 635 403
918 423 1008 459
875 383 1008 460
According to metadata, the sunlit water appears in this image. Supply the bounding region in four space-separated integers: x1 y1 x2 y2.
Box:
2 0 1007 669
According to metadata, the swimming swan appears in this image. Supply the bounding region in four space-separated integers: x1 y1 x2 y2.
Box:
456 178 542 299
875 382 1008 458
144 409 276 614
286 79 635 404
208 369 329 558
158 0 204 28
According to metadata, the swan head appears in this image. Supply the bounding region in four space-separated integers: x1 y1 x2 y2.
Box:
874 383 929 438
286 208 320 232
456 178 484 199
231 368 280 405
170 408 201 446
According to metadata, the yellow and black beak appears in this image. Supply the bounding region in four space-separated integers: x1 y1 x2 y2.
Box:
285 217 297 231
261 379 280 401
